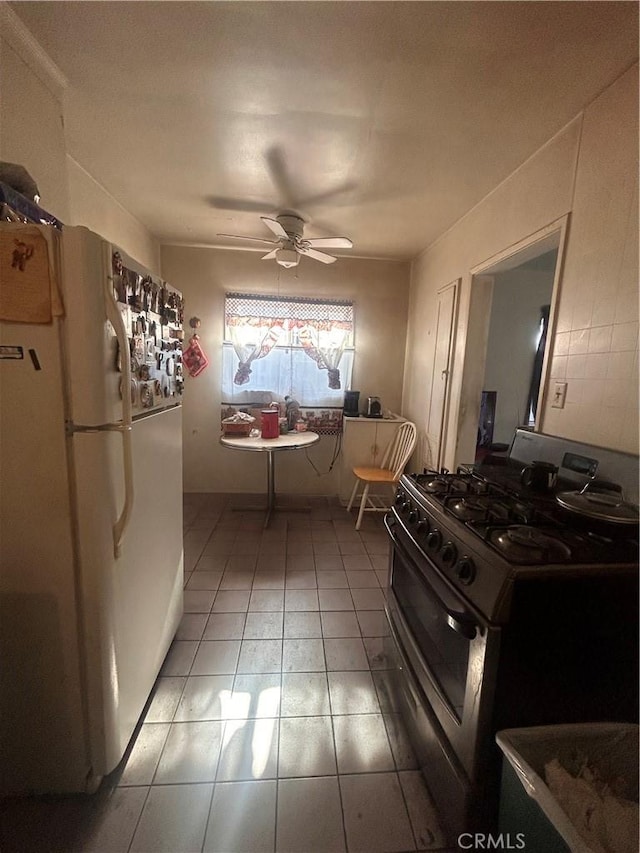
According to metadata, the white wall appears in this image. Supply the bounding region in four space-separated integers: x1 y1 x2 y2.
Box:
160 245 410 494
67 157 160 272
0 13 69 221
403 64 639 469
0 5 159 270
543 65 639 451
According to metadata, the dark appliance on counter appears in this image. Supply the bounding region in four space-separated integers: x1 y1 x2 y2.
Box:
383 429 639 842
365 396 382 418
343 390 360 417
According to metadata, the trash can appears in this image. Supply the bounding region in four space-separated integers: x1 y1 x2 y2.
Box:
496 723 638 853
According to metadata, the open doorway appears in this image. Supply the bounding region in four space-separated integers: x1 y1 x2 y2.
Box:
455 217 568 467
476 247 557 460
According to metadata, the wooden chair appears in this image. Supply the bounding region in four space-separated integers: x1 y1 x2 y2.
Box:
347 421 417 530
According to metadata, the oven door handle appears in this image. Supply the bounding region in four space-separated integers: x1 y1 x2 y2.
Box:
385 514 479 641
445 612 477 641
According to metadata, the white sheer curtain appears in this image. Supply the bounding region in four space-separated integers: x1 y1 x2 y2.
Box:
298 322 351 390
223 293 355 406
222 344 354 407
226 316 285 385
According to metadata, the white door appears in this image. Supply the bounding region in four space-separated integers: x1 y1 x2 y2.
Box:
425 281 458 470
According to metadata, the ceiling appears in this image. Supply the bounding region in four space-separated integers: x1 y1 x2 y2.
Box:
10 1 639 262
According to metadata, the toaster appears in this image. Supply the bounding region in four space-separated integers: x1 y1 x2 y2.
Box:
366 396 382 418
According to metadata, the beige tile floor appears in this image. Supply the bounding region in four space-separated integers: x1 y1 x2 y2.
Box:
0 494 450 853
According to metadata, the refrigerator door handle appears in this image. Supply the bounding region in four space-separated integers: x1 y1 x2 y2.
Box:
69 422 132 433
68 404 182 434
104 245 134 558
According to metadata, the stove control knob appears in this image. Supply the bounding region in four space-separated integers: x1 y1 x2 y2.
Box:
394 492 405 507
440 541 458 567
400 501 411 515
456 557 476 585
416 518 430 536
408 510 418 524
426 529 442 551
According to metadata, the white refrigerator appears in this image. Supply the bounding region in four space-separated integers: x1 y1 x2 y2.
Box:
0 224 184 794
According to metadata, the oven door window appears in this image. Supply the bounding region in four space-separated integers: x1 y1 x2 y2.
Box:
392 548 470 722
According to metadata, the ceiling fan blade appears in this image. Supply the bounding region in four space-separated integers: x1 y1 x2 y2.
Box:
261 250 279 260
217 233 279 245
303 237 353 249
265 146 298 208
207 196 275 214
299 247 337 264
261 216 289 239
295 180 358 208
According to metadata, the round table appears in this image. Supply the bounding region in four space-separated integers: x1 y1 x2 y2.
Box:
219 431 320 527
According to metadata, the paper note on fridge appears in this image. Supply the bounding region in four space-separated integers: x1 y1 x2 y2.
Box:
0 225 64 323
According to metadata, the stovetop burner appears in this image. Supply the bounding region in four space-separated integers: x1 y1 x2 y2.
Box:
406 467 638 567
490 526 573 563
442 492 545 526
419 473 455 494
414 470 494 497
445 495 490 522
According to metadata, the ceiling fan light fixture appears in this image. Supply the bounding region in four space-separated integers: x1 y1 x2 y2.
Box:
221 211 351 266
276 248 300 268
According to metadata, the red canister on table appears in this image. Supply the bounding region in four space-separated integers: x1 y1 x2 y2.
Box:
260 409 279 439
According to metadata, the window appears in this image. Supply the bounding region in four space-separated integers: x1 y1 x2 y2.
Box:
222 293 354 407
526 304 550 426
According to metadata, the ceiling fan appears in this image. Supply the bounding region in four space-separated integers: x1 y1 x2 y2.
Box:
217 213 353 268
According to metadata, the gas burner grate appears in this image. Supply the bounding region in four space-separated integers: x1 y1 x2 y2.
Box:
412 468 504 499
485 497 549 526
442 490 553 527
444 495 491 522
400 469 639 569
487 525 573 564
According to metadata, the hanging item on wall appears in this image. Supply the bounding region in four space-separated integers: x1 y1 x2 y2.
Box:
183 321 209 377
0 226 64 322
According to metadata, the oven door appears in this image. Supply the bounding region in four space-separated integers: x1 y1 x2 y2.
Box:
384 513 500 781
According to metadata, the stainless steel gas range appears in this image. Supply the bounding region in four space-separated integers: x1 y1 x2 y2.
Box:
383 430 639 841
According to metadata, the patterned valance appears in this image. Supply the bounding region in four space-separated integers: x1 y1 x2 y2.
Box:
225 293 353 325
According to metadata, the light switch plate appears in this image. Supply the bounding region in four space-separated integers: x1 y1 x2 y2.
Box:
552 382 567 408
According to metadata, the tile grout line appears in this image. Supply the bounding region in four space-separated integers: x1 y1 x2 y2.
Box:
125 783 153 853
